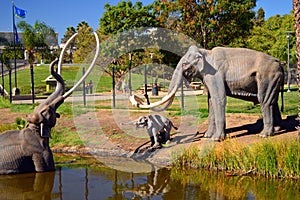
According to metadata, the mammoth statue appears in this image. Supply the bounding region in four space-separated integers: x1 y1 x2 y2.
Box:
0 32 100 174
130 46 284 140
123 114 178 147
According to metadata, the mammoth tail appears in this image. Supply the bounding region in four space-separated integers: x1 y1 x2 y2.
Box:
170 122 178 130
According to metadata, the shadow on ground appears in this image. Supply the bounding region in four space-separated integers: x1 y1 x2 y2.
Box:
226 115 298 138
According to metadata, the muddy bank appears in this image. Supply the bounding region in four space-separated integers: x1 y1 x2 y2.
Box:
52 112 298 167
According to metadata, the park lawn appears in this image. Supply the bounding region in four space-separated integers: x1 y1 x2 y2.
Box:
2 64 114 95
2 64 167 95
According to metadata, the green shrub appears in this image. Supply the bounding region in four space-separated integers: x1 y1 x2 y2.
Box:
172 138 300 178
15 117 26 130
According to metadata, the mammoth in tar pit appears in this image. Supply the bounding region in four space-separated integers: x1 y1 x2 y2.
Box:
0 32 99 174
130 46 284 141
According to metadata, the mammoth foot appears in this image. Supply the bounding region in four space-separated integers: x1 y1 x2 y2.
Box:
258 126 278 138
202 137 224 142
165 139 171 144
274 126 281 132
204 131 226 141
257 131 275 138
151 143 161 148
204 131 214 138
257 133 269 138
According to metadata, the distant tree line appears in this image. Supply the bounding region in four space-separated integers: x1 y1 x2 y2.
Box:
59 0 295 82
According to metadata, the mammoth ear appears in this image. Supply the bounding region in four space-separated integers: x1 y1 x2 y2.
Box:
194 50 205 72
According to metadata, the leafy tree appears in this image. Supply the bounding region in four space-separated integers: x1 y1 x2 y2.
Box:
61 26 76 63
255 7 265 26
99 1 159 35
153 0 256 49
99 1 162 88
18 21 56 64
61 26 76 44
247 14 296 63
72 21 94 63
17 21 56 102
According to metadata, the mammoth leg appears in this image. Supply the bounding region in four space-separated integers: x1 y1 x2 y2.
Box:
204 93 216 138
260 104 274 137
258 74 282 137
32 150 54 172
273 102 282 131
147 128 160 147
210 96 226 140
204 75 226 140
162 123 171 143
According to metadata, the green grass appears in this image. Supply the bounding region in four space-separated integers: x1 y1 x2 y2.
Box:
3 64 78 95
162 89 297 117
0 124 16 132
172 138 300 178
2 64 115 95
50 127 85 147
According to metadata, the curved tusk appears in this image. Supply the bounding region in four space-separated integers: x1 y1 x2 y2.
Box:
42 58 65 106
63 32 100 99
57 33 78 75
130 65 183 110
129 84 178 109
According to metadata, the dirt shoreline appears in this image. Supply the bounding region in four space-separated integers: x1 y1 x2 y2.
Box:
51 111 298 167
1 108 298 167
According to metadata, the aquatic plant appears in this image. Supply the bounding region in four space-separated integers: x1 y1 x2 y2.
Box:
172 138 300 178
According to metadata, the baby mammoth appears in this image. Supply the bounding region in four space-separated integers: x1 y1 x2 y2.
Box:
135 114 178 147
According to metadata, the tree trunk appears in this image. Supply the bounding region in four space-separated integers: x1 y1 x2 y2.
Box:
293 0 300 137
30 64 35 104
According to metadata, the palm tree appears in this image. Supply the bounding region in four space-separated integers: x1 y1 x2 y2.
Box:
61 26 76 63
293 0 300 137
73 21 94 63
17 21 56 104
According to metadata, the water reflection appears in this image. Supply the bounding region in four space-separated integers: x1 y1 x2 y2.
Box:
0 171 55 199
0 155 299 200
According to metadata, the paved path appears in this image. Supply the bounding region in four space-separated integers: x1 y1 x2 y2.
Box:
12 90 203 104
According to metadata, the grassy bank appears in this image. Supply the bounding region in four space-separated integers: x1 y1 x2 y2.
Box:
172 138 300 178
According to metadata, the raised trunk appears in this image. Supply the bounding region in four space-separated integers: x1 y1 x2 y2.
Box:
42 58 64 106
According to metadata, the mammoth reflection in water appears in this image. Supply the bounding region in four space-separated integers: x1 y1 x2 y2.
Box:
0 171 55 199
0 162 298 200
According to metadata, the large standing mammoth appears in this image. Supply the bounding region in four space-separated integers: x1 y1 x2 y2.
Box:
0 32 100 174
130 46 284 140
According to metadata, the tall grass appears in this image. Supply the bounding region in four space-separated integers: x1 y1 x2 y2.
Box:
172 138 300 178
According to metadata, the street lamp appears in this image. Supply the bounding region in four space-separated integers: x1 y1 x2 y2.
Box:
0 49 4 96
286 31 293 92
128 53 132 95
112 59 116 108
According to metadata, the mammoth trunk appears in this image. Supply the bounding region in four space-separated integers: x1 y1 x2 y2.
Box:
169 59 184 92
150 61 184 111
129 58 184 110
42 58 64 106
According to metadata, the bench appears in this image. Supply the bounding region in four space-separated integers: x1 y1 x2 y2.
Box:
189 82 202 90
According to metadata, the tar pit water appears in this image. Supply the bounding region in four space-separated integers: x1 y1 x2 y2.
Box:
0 154 299 200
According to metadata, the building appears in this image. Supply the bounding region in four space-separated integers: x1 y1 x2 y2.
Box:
0 31 59 49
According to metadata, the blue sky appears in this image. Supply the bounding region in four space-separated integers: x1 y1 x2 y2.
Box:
0 0 293 44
